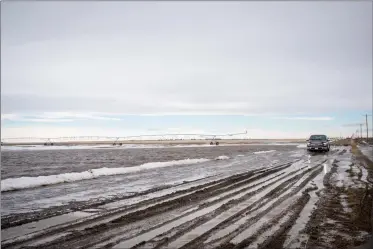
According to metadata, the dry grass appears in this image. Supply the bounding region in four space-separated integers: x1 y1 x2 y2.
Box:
333 138 353 147
351 141 373 177
350 140 373 239
305 141 373 248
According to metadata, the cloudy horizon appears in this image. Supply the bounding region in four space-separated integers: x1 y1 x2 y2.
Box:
1 1 372 139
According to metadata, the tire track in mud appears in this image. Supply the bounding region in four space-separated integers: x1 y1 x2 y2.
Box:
1 176 214 230
245 192 312 249
179 164 325 249
2 156 331 249
2 160 299 249
134 168 306 249
62 162 306 249
230 176 321 249
85 167 301 249
3 158 286 230
108 159 326 249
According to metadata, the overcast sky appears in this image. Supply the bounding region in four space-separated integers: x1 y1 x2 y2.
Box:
1 1 372 138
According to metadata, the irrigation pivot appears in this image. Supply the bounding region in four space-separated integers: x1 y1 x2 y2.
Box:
1 130 249 146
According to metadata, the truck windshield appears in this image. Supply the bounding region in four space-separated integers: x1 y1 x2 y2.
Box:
310 135 327 140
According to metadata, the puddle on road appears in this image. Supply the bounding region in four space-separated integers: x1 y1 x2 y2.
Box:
284 190 319 248
1 211 92 241
323 163 329 175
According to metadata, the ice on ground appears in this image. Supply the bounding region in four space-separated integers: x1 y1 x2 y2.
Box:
340 194 352 213
254 150 276 154
331 151 357 188
361 166 369 183
359 145 373 162
1 158 216 192
215 155 230 160
297 144 307 148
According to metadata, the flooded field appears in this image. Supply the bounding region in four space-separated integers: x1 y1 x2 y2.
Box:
1 144 372 249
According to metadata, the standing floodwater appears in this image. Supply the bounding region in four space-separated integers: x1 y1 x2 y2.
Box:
1 144 300 217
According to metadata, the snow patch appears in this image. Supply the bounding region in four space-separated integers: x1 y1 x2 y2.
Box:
361 167 369 183
359 145 373 162
1 158 211 192
340 194 352 213
254 150 276 154
215 155 230 160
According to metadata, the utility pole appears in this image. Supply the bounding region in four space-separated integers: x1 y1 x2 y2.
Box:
364 114 373 142
366 114 368 140
362 114 372 140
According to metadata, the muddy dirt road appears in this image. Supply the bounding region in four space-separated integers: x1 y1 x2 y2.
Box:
1 145 372 249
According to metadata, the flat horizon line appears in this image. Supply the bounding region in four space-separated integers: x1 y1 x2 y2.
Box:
0 138 337 146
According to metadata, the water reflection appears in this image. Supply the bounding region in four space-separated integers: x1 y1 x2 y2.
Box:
323 162 330 175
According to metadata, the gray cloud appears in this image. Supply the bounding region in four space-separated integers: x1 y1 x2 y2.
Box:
1 2 372 116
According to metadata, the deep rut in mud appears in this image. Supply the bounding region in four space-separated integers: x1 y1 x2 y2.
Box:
3 153 356 249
